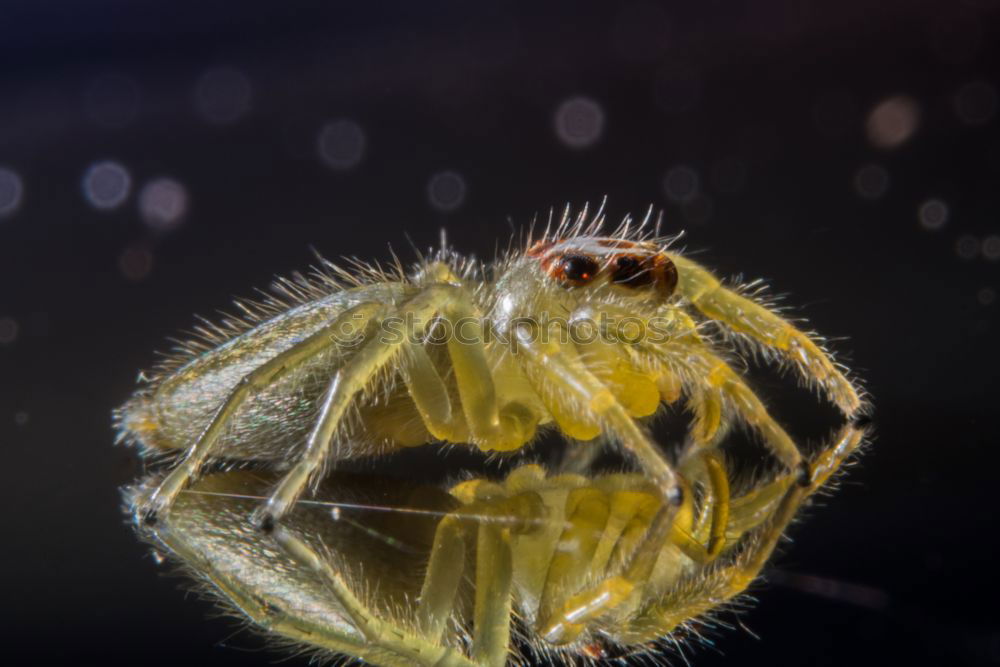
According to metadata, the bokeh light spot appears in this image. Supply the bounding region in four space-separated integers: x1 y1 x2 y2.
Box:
0 167 24 217
978 287 996 306
918 198 949 230
317 119 366 170
956 234 980 260
427 171 467 212
85 74 139 128
82 161 131 210
14 411 28 426
663 165 700 203
139 178 188 232
554 97 605 149
0 317 17 344
866 95 920 149
953 81 998 126
195 67 253 125
983 235 1000 262
854 164 889 200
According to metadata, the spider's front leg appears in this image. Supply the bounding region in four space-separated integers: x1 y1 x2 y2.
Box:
667 254 864 416
513 322 683 506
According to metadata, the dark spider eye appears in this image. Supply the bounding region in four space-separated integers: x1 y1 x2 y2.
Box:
611 255 654 288
559 255 599 285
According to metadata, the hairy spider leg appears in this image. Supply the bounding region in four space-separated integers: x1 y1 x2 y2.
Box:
259 283 539 527
512 323 682 506
144 492 478 667
666 254 863 417
620 424 864 645
271 525 479 667
533 449 732 645
142 301 389 523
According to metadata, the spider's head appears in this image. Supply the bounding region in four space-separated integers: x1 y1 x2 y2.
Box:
525 236 678 302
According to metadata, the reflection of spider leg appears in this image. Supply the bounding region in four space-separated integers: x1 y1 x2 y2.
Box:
678 450 731 561
142 301 388 523
416 491 546 666
622 424 864 644
271 526 478 667
535 450 731 645
145 497 477 667
667 253 862 416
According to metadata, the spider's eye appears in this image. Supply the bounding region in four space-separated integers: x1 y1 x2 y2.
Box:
559 255 599 286
658 257 679 296
611 255 654 288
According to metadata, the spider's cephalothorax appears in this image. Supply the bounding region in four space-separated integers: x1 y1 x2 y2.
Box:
118 205 866 666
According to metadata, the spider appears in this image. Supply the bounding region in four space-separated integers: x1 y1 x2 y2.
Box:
117 203 865 661
129 423 865 666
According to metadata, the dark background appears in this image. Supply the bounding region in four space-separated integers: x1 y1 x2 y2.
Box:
2 1 999 665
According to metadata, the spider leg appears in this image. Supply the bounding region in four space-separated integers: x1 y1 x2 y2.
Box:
262 284 541 528
673 450 731 561
513 325 695 646
140 301 388 523
469 516 515 666
666 340 803 472
533 451 731 645
145 513 385 664
667 253 863 416
403 287 539 451
534 482 661 645
143 472 477 667
416 489 547 665
271 525 478 667
258 284 466 526
619 424 864 645
415 513 470 642
513 324 682 505
404 343 469 442
571 303 801 471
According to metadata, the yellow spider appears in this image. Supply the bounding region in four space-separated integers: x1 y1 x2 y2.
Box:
118 204 865 663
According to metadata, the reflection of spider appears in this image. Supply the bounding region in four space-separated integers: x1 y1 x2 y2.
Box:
134 424 865 666
118 204 865 662
119 206 862 520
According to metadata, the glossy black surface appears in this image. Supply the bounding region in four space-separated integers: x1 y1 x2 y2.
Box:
2 2 999 665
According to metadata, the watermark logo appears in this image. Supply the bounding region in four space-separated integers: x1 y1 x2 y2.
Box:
330 311 679 350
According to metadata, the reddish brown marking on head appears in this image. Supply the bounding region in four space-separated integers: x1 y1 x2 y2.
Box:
526 240 554 257
529 236 678 296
